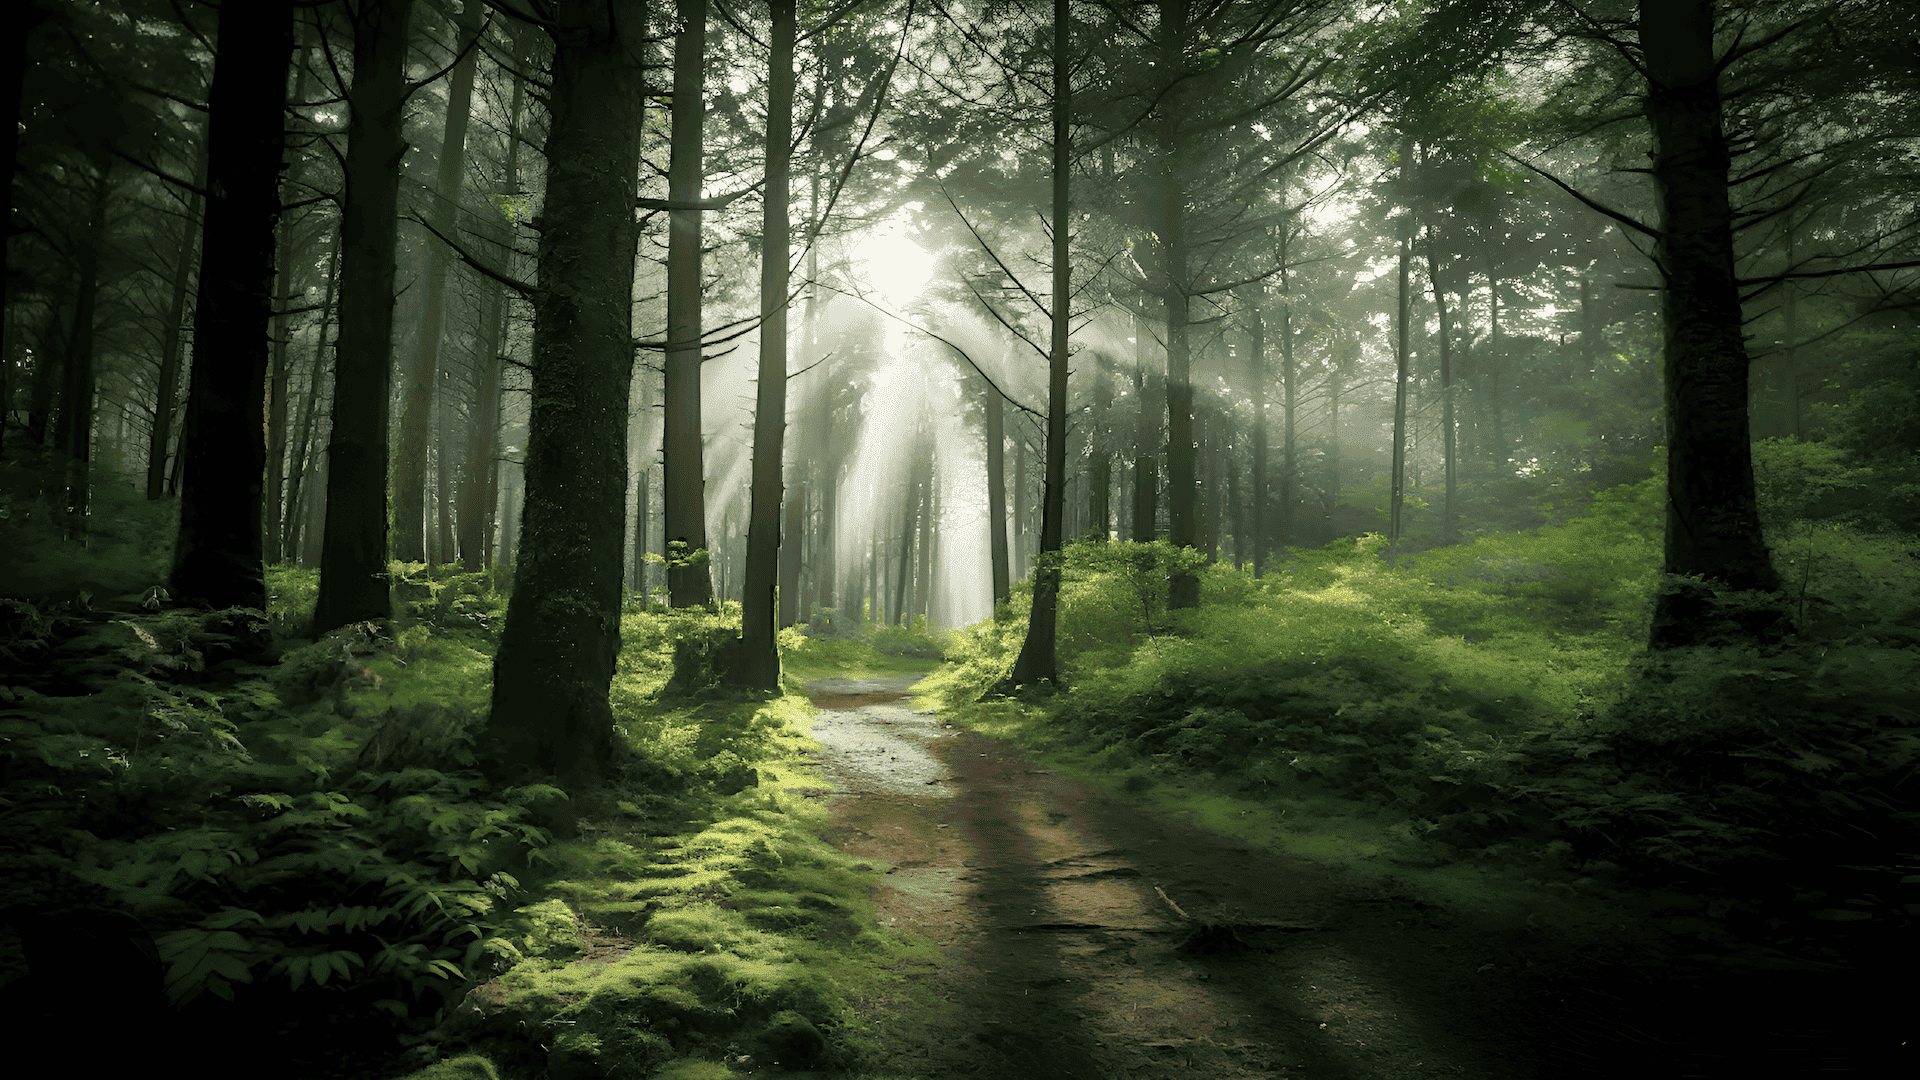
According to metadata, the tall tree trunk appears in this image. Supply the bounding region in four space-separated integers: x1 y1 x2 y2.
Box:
54 165 111 527
147 167 205 500
460 56 526 573
1640 0 1782 648
1425 225 1458 547
738 0 794 688
1240 284 1267 574
486 0 645 780
313 0 413 633
1131 311 1157 541
1013 428 1028 578
392 3 481 563
283 237 340 560
1089 353 1111 540
664 0 714 608
264 42 315 563
170 0 294 613
1227 454 1242 569
893 468 915 627
264 223 297 562
1001 0 1071 689
1388 140 1412 568
1279 228 1298 555
984 373 1010 606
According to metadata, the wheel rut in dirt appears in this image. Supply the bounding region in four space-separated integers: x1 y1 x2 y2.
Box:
799 677 1552 1080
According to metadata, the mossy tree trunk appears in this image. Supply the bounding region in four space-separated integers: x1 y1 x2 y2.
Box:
486 0 646 781
1640 0 1783 648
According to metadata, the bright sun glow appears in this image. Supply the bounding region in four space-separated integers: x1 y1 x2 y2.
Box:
850 220 935 311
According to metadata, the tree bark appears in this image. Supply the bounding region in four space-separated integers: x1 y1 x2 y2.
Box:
1389 140 1412 568
313 0 413 633
54 165 110 527
1089 352 1112 540
169 0 294 613
1131 311 1157 541
1001 0 1071 689
283 236 339 561
737 0 795 688
147 166 204 500
664 0 714 608
392 3 481 564
983 373 1010 607
486 0 646 780
1640 0 1783 648
1425 225 1458 547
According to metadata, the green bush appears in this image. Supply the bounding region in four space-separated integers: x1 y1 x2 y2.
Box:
863 615 949 659
0 600 559 1051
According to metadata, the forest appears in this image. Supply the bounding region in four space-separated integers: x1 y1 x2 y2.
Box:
1 0 1916 1077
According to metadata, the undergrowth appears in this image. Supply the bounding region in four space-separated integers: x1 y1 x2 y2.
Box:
1 562 923 1079
923 467 1920 960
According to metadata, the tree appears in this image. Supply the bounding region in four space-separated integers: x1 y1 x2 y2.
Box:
393 2 485 564
738 0 799 690
663 0 715 609
998 0 1072 690
1638 0 1782 646
483 0 647 782
168 0 295 612
313 0 415 634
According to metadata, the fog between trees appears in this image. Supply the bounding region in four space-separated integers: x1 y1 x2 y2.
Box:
5 0 1916 748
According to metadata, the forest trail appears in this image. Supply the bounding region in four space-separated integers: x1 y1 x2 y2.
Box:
795 676 1560 1080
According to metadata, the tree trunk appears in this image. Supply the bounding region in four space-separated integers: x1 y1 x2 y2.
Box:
486 0 646 781
170 0 294 613
313 0 412 633
1640 0 1783 648
1002 0 1071 689
460 57 526 574
391 3 481 564
1425 225 1458 547
737 0 795 688
1227 453 1242 569
147 168 204 500
893 467 916 627
1279 229 1298 555
983 373 1010 607
54 165 111 527
1239 284 1267 574
664 0 714 608
1388 140 1412 568
1089 352 1111 540
1131 311 1157 541
283 237 339 561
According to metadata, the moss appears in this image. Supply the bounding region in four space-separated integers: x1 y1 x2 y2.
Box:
515 899 582 959
392 1055 501 1080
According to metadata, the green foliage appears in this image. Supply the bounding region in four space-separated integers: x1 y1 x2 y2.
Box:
1752 437 1888 528
0 594 558 1063
0 448 177 600
863 614 950 659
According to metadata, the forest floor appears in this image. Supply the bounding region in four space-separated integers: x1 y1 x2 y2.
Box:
747 675 1913 1080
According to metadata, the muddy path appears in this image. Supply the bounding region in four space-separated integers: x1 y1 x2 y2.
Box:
797 677 1914 1080
800 677 1562 1079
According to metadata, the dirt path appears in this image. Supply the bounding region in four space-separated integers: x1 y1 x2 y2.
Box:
800 678 1571 1080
